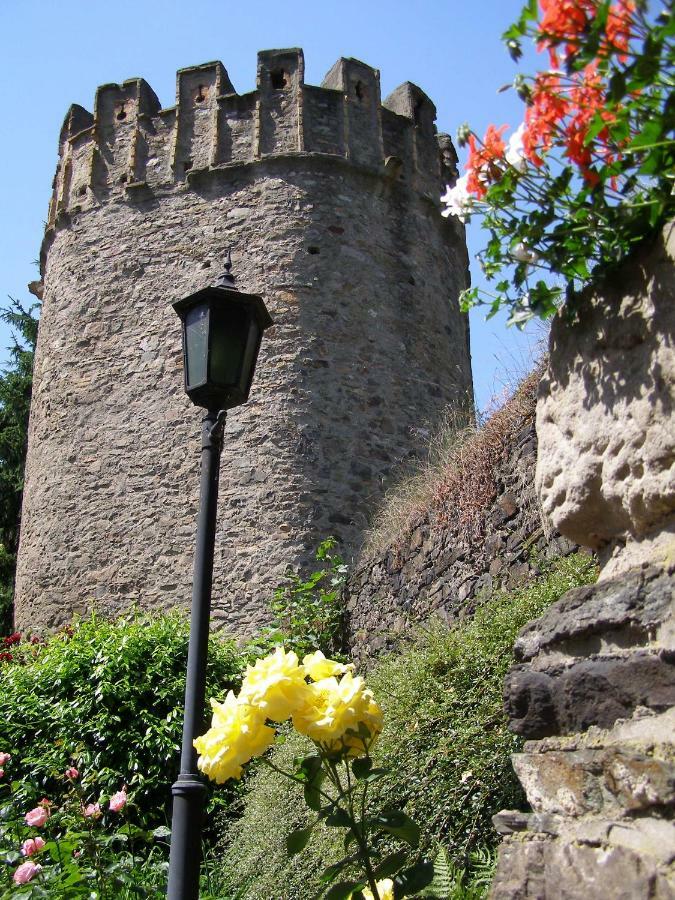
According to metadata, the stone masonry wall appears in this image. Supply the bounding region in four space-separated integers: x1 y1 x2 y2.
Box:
346 373 577 664
490 226 675 899
15 50 473 634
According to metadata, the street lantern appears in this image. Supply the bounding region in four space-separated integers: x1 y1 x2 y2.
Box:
167 252 272 900
172 253 273 411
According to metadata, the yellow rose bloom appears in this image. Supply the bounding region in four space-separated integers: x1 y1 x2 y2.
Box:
194 692 275 783
239 647 310 722
362 878 394 900
303 650 354 682
292 672 383 755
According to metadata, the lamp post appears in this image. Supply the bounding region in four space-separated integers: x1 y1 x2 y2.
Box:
167 253 272 900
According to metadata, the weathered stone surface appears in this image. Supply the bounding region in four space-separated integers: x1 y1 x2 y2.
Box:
491 837 675 899
514 564 674 663
506 649 675 738
535 222 675 577
495 562 675 896
513 745 675 816
493 227 675 897
490 840 548 900
15 51 474 634
505 563 675 739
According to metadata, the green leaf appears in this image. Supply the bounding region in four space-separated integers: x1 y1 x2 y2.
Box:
629 118 663 150
325 808 353 828
351 756 373 779
420 846 452 898
304 770 325 811
295 753 322 782
372 810 420 847
394 859 435 897
324 880 365 900
286 823 314 856
152 825 171 839
374 849 409 879
362 768 389 785
608 71 626 103
320 854 360 884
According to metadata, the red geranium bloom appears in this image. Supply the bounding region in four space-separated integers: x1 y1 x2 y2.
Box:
605 0 636 61
537 0 597 64
523 73 570 166
465 124 508 198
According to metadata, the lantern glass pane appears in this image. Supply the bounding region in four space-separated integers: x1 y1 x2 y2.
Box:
237 318 261 393
184 304 209 388
210 304 248 387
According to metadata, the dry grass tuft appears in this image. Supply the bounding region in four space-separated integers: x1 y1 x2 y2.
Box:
362 366 543 558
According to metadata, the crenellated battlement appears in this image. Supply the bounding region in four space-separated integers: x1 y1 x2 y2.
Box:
47 49 457 233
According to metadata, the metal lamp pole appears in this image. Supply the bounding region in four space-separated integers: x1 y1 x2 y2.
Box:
166 256 272 899
167 408 226 900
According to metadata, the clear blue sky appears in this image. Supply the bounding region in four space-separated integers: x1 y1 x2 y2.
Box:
0 0 544 412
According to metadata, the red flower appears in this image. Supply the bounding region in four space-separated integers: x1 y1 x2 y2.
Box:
562 63 617 182
0 652 13 663
537 0 597 65
605 0 635 61
523 73 570 166
3 633 21 647
465 124 508 198
564 120 594 168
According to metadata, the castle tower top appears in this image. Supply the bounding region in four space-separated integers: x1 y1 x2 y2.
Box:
45 49 457 263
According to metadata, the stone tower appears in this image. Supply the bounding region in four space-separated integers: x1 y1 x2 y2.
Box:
15 49 473 633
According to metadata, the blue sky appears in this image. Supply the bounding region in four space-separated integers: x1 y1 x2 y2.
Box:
0 0 545 411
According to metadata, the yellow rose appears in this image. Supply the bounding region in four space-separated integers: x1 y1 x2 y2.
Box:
362 878 394 900
303 650 354 682
292 672 383 756
239 647 310 721
194 692 275 783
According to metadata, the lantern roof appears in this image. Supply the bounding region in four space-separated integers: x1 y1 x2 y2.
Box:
172 253 273 331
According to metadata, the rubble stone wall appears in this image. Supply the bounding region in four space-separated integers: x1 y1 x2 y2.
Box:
346 376 577 664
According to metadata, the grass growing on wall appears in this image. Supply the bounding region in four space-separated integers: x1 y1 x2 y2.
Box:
363 368 542 558
212 551 597 900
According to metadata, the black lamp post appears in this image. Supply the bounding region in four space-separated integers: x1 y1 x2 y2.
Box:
167 252 272 900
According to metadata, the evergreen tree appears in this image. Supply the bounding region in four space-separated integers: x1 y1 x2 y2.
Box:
0 298 39 635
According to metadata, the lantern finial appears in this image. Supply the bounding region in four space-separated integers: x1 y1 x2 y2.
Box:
213 249 237 291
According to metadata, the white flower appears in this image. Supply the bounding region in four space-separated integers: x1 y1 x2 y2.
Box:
511 242 540 264
441 174 475 223
505 123 527 173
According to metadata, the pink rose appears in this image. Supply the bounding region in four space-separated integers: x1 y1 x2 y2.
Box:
21 837 45 857
13 861 42 884
109 789 127 812
0 768 4 778
65 767 79 780
0 752 11 765
83 802 101 819
24 806 49 827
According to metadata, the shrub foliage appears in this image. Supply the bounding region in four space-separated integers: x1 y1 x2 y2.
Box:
0 613 245 829
214 552 597 900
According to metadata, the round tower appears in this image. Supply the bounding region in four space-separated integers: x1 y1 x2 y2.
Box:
15 49 473 633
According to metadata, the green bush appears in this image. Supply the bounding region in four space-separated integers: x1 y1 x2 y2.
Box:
249 537 348 661
213 552 597 900
0 612 246 830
